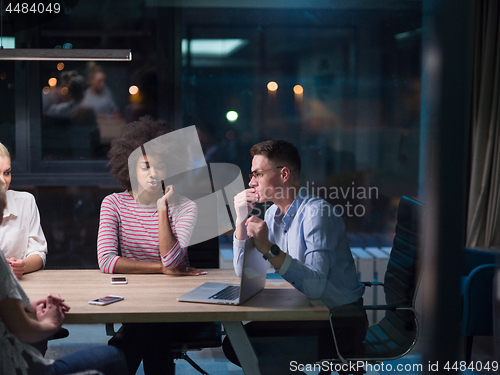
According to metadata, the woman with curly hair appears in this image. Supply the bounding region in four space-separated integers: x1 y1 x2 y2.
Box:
0 179 128 375
98 115 203 276
97 116 207 375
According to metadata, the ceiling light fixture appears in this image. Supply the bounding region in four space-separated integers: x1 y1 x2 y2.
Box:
0 48 132 61
0 0 131 61
182 39 247 58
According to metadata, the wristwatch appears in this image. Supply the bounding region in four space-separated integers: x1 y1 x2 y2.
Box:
263 244 281 260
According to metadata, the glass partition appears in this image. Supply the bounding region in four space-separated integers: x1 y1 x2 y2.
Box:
2 0 423 267
40 61 130 160
0 61 16 159
181 5 422 244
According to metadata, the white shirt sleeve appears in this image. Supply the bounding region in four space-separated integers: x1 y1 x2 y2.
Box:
232 235 246 278
0 191 48 266
25 195 48 266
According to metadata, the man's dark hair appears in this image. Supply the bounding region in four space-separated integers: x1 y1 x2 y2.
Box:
107 116 173 190
250 140 301 176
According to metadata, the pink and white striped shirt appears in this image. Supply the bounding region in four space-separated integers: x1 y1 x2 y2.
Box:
97 191 197 274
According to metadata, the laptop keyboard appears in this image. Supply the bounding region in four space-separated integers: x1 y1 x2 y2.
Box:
208 285 240 300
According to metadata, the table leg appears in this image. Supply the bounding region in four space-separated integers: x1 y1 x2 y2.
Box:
222 321 261 375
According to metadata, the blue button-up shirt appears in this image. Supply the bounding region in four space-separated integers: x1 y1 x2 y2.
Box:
233 188 364 309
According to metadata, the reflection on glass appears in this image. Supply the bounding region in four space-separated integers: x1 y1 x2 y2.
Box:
0 62 15 159
41 62 127 160
182 39 248 59
293 85 303 95
4 1 423 265
181 5 422 245
267 81 278 92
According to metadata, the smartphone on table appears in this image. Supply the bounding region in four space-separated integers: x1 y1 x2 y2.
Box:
88 295 124 306
111 276 128 284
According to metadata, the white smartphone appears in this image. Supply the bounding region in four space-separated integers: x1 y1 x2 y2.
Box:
88 295 124 306
111 276 128 285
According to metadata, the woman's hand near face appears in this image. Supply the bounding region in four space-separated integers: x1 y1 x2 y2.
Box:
161 263 207 276
157 184 175 211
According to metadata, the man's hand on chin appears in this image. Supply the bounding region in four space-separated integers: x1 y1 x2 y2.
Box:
245 216 272 254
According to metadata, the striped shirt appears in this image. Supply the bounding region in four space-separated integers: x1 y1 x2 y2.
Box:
97 191 197 273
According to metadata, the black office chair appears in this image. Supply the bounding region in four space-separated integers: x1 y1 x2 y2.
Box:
168 236 222 375
31 327 70 356
324 196 423 374
165 321 222 375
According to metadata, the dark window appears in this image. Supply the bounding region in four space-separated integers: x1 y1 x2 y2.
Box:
1 1 422 267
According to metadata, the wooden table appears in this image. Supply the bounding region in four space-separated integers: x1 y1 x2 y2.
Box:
20 269 329 374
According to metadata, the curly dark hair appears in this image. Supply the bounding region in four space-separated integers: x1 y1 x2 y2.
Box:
108 116 173 190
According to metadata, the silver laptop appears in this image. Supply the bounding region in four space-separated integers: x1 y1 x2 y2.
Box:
177 238 267 305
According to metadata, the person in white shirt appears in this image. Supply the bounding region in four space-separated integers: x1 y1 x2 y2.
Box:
0 179 128 375
0 142 47 278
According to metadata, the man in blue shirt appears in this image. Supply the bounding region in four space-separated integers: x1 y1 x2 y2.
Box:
224 140 367 374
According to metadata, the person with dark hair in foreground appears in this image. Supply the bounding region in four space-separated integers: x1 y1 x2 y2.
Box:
0 179 128 375
224 140 367 374
98 116 208 375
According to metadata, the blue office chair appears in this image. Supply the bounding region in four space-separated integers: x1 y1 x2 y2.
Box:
460 247 500 363
323 196 423 374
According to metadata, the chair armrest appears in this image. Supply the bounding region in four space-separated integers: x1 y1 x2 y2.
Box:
461 264 499 336
361 304 399 311
357 304 419 319
463 264 499 294
362 281 384 287
48 327 69 341
462 248 500 276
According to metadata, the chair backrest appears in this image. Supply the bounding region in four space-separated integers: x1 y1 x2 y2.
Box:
462 247 500 276
186 190 221 269
364 195 423 358
460 248 500 337
188 236 220 269
384 195 422 308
